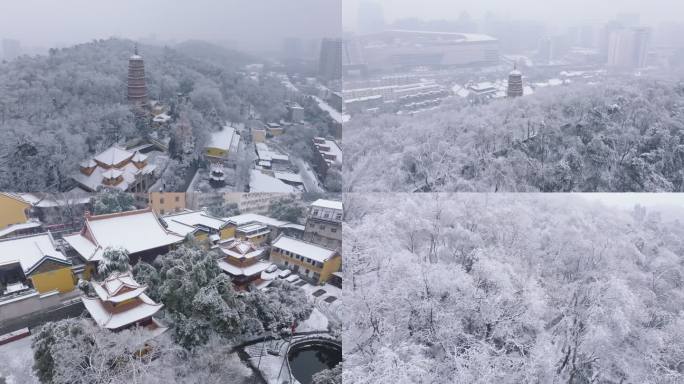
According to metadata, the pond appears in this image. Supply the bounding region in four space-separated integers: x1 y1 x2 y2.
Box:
288 341 341 384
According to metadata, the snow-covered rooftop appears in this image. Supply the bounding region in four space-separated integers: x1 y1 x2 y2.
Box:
311 199 343 211
217 259 271 277
0 232 70 274
0 221 42 238
207 125 239 152
64 209 183 262
249 170 297 193
162 210 227 235
274 172 303 184
94 146 135 167
82 293 162 330
271 235 337 263
225 213 289 228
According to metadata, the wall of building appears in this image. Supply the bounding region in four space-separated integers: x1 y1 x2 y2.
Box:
149 192 186 215
29 268 76 294
0 194 30 229
0 289 80 324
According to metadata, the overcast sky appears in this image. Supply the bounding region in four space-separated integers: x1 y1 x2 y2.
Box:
344 0 683 31
0 0 341 51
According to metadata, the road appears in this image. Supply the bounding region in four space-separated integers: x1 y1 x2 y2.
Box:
0 301 85 336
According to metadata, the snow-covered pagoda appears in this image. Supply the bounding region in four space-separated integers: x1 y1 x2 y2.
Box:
127 44 148 110
82 271 166 334
217 239 272 288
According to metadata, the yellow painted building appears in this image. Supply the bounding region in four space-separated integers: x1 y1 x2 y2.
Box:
0 233 75 295
270 235 341 284
0 193 31 229
149 192 186 215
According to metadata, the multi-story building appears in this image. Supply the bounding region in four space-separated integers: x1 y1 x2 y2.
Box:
358 30 499 71
127 45 148 116
205 125 241 164
507 66 524 98
303 199 342 250
270 235 341 284
607 27 651 68
149 192 186 215
223 193 290 215
312 137 342 180
319 38 343 81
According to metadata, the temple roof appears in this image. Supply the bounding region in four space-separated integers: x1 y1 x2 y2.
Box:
82 293 162 330
0 232 70 275
94 145 135 167
220 239 264 259
271 235 337 263
63 209 184 262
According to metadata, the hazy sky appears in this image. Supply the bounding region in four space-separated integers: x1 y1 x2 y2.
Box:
344 0 683 31
0 0 341 51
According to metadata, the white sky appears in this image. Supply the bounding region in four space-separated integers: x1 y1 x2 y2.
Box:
344 0 684 31
0 0 341 51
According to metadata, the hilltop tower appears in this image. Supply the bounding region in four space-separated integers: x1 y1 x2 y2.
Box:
127 44 148 109
507 63 523 98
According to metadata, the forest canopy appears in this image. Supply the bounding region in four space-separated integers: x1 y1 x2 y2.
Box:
343 193 684 383
344 79 684 192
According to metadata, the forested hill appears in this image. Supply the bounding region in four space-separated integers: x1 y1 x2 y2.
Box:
0 38 286 192
344 79 684 192
344 194 684 383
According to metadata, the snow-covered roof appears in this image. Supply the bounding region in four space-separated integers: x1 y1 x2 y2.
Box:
94 146 134 167
217 259 271 277
313 138 342 165
73 155 156 192
153 113 171 123
220 239 264 259
0 192 32 206
0 221 42 238
225 213 289 228
64 209 184 262
82 293 162 330
0 232 70 275
311 199 342 211
271 235 337 263
162 210 227 235
19 193 91 208
91 272 146 303
274 172 303 184
249 170 297 193
207 126 238 152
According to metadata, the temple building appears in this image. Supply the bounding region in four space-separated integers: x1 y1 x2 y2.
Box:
63 209 184 279
0 232 75 295
127 45 148 112
507 65 524 98
270 235 341 285
73 145 157 192
0 193 42 239
216 239 271 288
82 271 166 334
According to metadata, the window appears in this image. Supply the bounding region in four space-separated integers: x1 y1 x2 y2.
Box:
160 198 165 204
331 228 337 233
313 272 321 281
320 224 326 230
324 213 330 218
284 261 288 266
160 209 165 214
305 269 309 275
335 213 342 220
312 209 319 216
175 196 180 202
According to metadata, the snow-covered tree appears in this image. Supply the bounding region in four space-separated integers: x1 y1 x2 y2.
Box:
97 247 130 276
92 190 136 215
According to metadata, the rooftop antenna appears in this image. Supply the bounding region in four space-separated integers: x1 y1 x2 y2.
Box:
134 43 138 56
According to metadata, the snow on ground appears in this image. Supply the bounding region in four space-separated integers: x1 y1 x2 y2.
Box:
312 96 350 123
0 337 38 384
297 307 328 332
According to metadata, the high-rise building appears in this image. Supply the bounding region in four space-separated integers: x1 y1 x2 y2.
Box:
1 39 21 61
318 38 343 81
507 65 523 98
127 44 148 108
607 28 651 68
